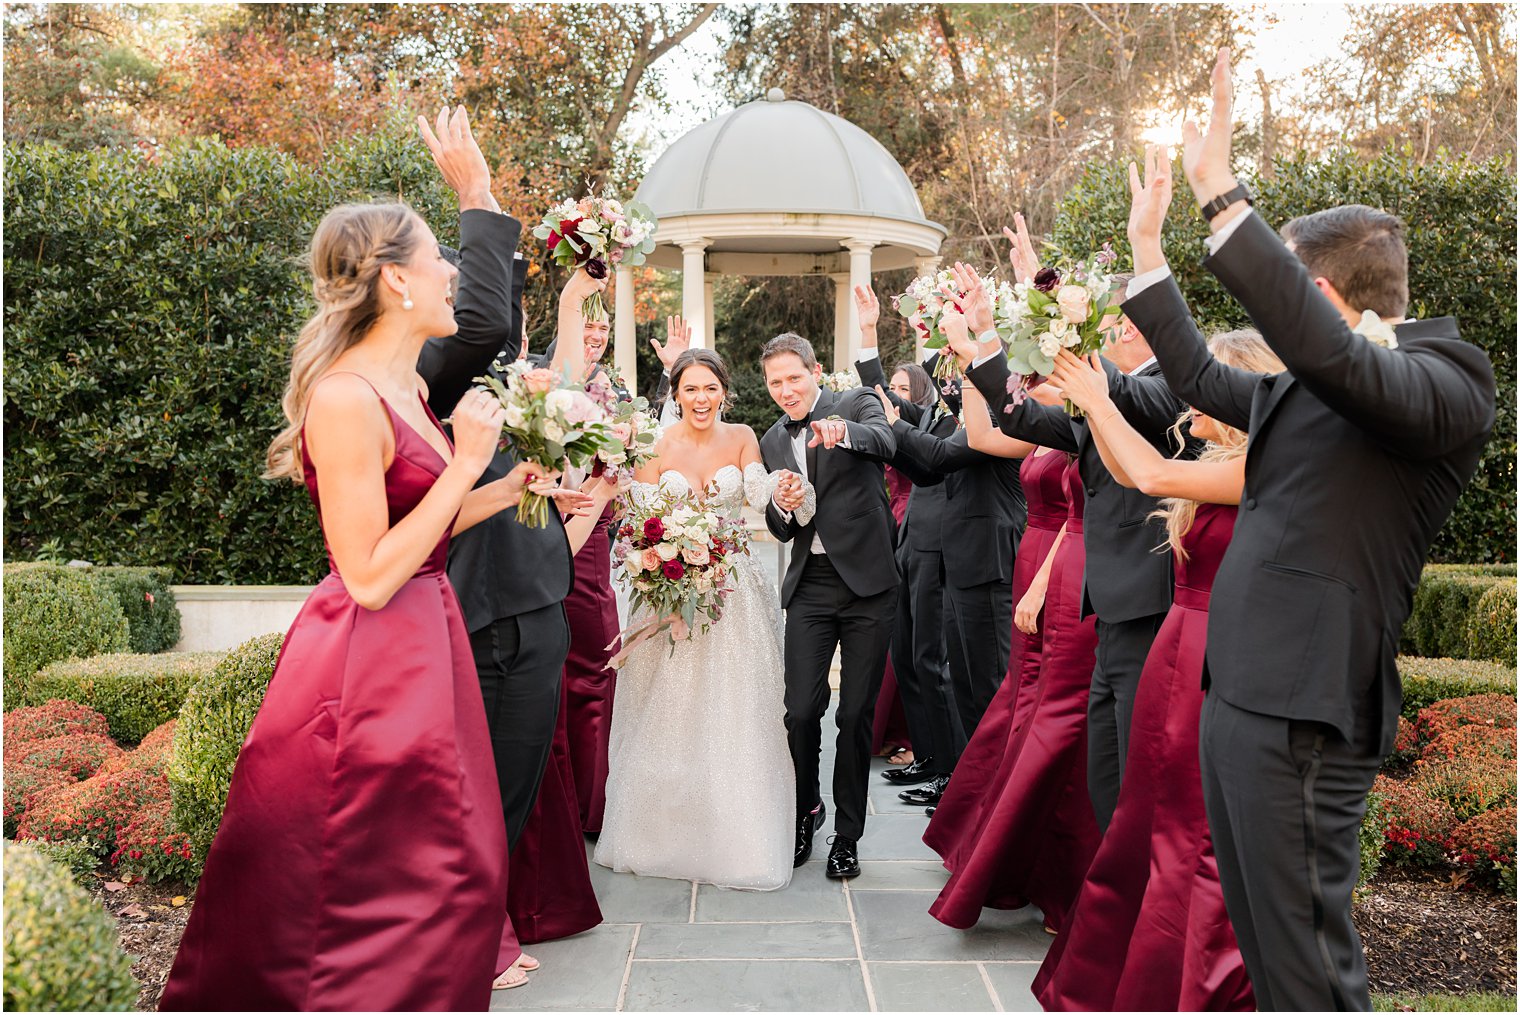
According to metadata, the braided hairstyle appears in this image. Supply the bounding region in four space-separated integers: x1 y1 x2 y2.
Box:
265 203 425 481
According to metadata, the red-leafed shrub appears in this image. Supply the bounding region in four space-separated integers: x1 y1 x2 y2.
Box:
1449 806 1517 894
109 800 198 884
1415 754 1517 822
98 719 177 779
1414 693 1517 747
7 733 124 781
2 699 110 744
2 764 74 838
1424 723 1516 763
15 767 169 855
1389 716 1421 764
1375 774 1459 868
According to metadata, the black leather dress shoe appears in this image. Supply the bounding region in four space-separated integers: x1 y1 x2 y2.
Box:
898 774 949 806
794 801 825 867
825 835 860 879
924 805 937 817
881 757 936 785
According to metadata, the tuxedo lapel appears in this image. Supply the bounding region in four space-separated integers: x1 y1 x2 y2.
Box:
1251 371 1297 434
767 420 801 473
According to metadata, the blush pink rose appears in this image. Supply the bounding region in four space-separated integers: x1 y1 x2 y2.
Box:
640 548 662 572
523 368 557 395
682 545 710 566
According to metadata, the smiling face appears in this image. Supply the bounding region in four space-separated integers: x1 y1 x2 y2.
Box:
583 316 610 364
1187 405 1223 443
763 352 822 421
396 219 459 337
889 369 913 400
675 362 724 430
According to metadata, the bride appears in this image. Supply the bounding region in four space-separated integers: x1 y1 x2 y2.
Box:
595 347 801 891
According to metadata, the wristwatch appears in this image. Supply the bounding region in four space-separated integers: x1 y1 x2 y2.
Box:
1199 183 1252 222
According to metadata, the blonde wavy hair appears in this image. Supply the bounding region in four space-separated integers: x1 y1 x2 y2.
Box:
265 203 425 481
1153 329 1284 559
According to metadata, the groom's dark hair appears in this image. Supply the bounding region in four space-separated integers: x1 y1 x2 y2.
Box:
761 333 817 370
1280 205 1408 318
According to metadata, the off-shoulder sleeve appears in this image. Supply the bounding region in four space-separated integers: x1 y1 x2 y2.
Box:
626 480 662 514
744 462 815 525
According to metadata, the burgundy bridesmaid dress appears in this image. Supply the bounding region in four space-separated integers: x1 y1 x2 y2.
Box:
563 502 620 832
1035 504 1254 1011
505 675 604 949
927 457 1100 933
872 465 916 754
924 448 1068 862
161 391 507 1012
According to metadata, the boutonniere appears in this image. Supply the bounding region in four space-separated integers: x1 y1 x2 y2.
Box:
1353 309 1399 349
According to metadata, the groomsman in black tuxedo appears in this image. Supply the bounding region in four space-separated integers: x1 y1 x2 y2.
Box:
1120 51 1496 1010
853 288 1026 808
413 108 594 850
760 334 899 879
950 254 1195 830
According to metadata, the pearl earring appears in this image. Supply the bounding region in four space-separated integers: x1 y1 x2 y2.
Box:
402 289 414 311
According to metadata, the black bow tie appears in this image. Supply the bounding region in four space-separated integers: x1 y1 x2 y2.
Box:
784 414 812 438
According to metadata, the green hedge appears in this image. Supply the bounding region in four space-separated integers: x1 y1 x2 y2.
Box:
1398 657 1518 721
4 132 455 584
2 843 138 1011
88 567 179 653
2 565 129 707
168 632 283 869
32 652 223 744
1054 148 1515 564
1403 566 1518 663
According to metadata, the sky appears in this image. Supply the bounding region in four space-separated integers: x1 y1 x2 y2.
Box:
626 2 1359 152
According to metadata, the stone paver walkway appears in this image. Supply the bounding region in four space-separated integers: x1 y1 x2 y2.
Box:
493 740 1051 1012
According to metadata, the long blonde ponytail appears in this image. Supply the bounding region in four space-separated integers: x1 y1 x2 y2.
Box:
1153 329 1285 559
265 203 424 481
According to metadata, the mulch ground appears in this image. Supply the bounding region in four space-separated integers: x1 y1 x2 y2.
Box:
100 867 1515 1009
1357 869 1517 997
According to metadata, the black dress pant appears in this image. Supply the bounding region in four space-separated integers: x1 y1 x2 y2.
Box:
784 554 897 841
470 601 570 850
1199 693 1383 1011
888 548 963 777
1086 611 1166 829
944 577 1014 742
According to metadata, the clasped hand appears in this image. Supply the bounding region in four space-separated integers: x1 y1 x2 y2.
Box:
772 471 806 512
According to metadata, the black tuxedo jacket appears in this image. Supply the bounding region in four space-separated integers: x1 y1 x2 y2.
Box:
965 355 1189 622
854 354 952 556
760 387 900 606
1126 212 1495 750
417 210 573 632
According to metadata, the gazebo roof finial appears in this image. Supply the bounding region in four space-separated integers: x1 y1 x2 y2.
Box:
765 87 786 103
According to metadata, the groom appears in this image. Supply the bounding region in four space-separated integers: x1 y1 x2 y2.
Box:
760 333 899 879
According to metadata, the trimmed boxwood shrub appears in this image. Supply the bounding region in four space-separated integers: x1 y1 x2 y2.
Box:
31 651 223 744
2 565 130 706
1402 566 1517 661
88 567 180 654
1467 582 1517 666
1397 656 1517 720
169 631 283 866
4 133 455 584
2 843 138 1012
1054 148 1515 564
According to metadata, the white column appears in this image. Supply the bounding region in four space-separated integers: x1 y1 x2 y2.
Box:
703 273 716 348
912 255 940 360
843 239 876 368
680 240 710 349
831 274 852 371
614 265 636 392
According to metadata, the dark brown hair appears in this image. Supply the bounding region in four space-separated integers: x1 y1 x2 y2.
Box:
760 332 818 371
891 361 935 407
1280 204 1409 318
669 348 734 414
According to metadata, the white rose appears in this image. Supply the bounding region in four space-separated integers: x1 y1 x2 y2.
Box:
544 419 565 443
504 405 526 430
545 389 575 416
669 506 695 525
611 221 635 245
654 542 680 561
1048 318 1070 339
1037 332 1063 358
1056 284 1090 324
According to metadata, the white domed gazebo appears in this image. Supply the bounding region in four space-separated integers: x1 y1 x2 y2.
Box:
613 89 946 384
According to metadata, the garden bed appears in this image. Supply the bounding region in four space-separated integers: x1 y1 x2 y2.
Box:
1358 869 1517 997
89 873 190 1012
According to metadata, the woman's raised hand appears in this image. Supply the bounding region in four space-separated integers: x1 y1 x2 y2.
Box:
1049 351 1111 414
450 387 507 477
1001 213 1041 285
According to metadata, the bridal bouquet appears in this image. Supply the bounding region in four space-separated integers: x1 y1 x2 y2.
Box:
532 193 658 321
608 490 750 664
474 361 622 527
895 268 1007 382
1000 245 1124 416
820 368 861 393
589 393 660 486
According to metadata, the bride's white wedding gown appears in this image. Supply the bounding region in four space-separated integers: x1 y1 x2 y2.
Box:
595 463 801 891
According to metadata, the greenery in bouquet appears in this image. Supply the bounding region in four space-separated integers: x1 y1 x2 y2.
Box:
532 193 657 320
475 361 620 527
1000 245 1125 415
895 267 1007 382
583 381 661 485
609 488 750 663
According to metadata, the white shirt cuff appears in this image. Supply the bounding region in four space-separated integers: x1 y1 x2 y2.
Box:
970 329 1002 369
857 348 879 362
1204 208 1254 254
1126 265 1173 299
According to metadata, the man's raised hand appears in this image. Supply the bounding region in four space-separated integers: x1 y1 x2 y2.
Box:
417 105 499 213
1181 47 1238 206
1127 144 1172 275
1001 213 1041 285
651 316 692 372
853 285 881 333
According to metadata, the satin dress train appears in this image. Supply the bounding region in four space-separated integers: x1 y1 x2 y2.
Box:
160 389 507 1012
563 503 620 832
872 466 915 754
1035 504 1254 1011
927 458 1100 933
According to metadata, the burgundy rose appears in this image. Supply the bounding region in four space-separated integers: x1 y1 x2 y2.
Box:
662 558 685 580
584 257 608 280
643 517 665 541
711 540 726 558
1032 267 1061 292
557 217 583 237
